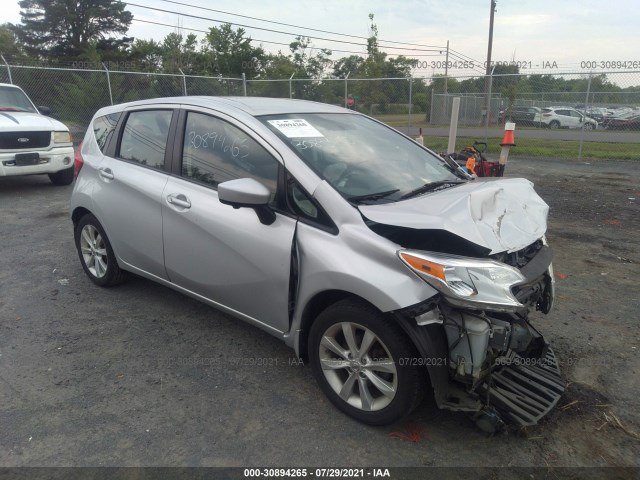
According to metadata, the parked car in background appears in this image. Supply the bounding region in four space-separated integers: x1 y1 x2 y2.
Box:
0 83 75 185
575 106 611 123
602 113 640 130
71 96 562 431
533 107 598 130
506 106 542 126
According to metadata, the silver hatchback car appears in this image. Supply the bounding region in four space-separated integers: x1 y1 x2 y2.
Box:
71 97 563 430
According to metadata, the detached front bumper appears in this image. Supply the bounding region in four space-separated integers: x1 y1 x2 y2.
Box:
479 348 564 426
0 147 74 176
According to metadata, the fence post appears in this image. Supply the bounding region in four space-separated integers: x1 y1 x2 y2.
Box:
242 72 247 96
408 76 413 129
344 72 350 107
430 87 434 125
578 72 593 161
1 55 12 84
178 68 187 95
102 63 113 105
289 73 294 99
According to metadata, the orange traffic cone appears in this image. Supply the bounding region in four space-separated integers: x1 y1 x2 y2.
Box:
500 129 515 147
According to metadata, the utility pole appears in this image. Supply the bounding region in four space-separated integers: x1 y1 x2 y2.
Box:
485 1 496 77
484 0 497 126
444 40 449 95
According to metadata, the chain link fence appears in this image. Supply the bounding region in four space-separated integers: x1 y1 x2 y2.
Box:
1 61 638 160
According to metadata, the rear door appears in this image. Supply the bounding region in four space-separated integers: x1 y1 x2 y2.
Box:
91 107 177 280
161 108 297 333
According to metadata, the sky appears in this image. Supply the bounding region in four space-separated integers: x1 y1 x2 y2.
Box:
5 0 640 79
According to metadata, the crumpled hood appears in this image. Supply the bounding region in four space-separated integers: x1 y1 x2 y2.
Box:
0 111 68 131
359 178 549 254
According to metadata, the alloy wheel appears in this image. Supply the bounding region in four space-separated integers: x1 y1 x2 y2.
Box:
80 224 108 278
318 322 398 411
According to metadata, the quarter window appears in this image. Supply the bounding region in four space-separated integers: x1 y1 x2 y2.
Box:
93 112 121 152
119 110 172 169
181 112 279 196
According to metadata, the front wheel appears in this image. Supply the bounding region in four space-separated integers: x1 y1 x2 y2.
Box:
74 214 127 287
308 300 426 425
582 123 594 130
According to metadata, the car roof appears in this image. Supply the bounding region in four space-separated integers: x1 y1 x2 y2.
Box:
0 83 24 89
96 96 349 117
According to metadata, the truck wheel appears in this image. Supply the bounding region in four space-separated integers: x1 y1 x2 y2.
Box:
308 299 426 425
48 166 75 186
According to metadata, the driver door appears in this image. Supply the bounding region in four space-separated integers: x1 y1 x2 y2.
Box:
161 109 296 334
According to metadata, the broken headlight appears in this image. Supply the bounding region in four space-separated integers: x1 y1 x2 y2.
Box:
399 250 526 312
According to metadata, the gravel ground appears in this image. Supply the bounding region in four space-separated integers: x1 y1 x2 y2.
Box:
0 155 639 470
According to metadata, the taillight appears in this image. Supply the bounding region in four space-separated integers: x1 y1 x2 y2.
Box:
74 143 84 177
543 113 552 117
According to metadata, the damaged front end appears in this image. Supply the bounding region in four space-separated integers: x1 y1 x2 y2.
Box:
392 238 563 432
352 177 564 431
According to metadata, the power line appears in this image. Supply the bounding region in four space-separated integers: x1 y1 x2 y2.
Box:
132 18 444 58
125 2 446 53
155 0 448 49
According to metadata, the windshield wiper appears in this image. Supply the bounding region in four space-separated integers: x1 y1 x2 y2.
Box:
399 181 463 200
347 189 400 204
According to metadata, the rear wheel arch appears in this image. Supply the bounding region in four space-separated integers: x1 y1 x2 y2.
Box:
72 206 92 229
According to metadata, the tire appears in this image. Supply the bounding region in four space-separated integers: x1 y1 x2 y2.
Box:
308 299 426 425
582 123 594 131
74 214 127 287
48 166 74 186
549 120 560 129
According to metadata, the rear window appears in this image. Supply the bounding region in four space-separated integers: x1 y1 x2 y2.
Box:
93 112 121 152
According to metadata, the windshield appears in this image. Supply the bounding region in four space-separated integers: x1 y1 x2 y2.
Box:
260 113 462 203
0 86 38 113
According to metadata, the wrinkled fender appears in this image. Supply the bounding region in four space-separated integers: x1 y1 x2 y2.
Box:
287 181 439 355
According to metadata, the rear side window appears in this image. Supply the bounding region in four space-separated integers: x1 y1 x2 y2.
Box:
118 110 172 169
181 111 279 195
93 112 121 152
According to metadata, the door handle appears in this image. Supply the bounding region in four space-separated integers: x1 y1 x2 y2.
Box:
98 168 114 180
167 194 191 209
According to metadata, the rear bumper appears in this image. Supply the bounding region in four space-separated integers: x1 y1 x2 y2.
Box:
0 147 75 176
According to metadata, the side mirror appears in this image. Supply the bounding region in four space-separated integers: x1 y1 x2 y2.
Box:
38 106 51 116
218 178 276 225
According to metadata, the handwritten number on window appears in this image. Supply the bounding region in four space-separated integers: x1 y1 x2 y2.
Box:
188 131 249 159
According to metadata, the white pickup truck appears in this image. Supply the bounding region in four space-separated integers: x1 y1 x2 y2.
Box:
0 83 75 185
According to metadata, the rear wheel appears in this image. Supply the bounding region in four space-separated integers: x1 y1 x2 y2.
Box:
48 166 74 185
549 120 560 129
74 214 127 287
308 299 426 425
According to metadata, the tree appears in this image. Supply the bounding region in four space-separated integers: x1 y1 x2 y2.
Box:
160 32 199 74
289 36 332 78
332 55 364 78
202 23 265 78
0 24 24 59
14 0 132 59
